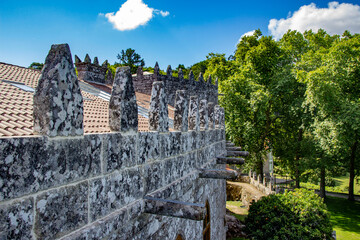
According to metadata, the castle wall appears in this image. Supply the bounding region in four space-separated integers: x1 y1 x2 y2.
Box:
133 67 218 107
0 44 227 240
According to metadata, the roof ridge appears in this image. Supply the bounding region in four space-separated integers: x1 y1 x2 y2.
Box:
0 62 41 72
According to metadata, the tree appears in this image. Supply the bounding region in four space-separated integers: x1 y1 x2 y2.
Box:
300 32 360 201
116 48 145 74
29 62 44 70
220 31 285 180
204 53 235 83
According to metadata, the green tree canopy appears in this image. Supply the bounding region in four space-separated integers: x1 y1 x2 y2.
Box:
116 48 145 74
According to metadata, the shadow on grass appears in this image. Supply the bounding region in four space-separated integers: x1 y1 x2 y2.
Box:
325 196 360 234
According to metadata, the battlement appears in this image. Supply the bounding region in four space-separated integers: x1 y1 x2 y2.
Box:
75 54 109 84
133 64 219 106
0 44 227 240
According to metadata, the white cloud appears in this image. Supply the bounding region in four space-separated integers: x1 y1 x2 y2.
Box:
104 0 169 31
239 30 256 41
268 1 360 39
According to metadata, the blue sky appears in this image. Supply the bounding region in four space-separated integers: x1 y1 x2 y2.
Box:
1 0 360 69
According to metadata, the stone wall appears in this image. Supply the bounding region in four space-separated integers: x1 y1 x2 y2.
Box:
134 65 218 106
0 44 227 240
75 54 108 84
248 171 275 195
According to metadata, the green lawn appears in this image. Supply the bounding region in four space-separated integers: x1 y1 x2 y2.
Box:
299 173 360 194
326 196 360 240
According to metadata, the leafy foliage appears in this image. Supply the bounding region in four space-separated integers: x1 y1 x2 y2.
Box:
29 62 44 70
116 48 145 74
245 189 333 240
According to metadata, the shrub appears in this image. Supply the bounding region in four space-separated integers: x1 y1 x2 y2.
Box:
245 189 333 240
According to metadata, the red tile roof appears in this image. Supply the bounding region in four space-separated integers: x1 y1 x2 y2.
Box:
0 62 173 137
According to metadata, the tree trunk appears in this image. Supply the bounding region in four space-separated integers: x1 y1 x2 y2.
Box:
295 129 303 188
319 166 326 200
348 140 358 201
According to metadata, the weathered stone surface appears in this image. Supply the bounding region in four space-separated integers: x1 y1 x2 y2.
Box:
199 169 238 180
226 146 242 151
89 168 143 221
35 182 88 240
0 197 34 239
109 66 138 132
144 161 165 194
154 62 160 76
0 135 101 201
208 102 215 129
149 81 169 132
93 57 99 66
188 96 199 131
178 68 184 81
103 133 137 172
198 72 204 84
106 68 114 85
102 60 108 68
220 107 225 129
34 43 84 137
207 75 212 85
173 90 188 132
160 132 182 159
217 157 245 165
137 132 160 164
166 65 172 78
226 151 250 157
74 55 81 64
199 99 208 130
144 197 206 221
214 105 221 129
84 54 91 63
189 70 194 81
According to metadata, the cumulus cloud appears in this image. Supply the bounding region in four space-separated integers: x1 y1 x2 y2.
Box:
104 0 169 31
239 30 256 41
268 1 360 39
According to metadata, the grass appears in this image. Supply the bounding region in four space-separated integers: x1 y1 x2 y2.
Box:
326 196 360 240
297 173 360 194
226 201 248 222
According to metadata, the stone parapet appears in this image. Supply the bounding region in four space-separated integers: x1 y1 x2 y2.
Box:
0 44 227 240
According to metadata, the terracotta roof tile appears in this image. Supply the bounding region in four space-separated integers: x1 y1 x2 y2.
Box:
0 62 175 137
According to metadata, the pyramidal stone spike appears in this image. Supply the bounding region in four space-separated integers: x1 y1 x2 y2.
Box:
106 69 114 84
109 66 138 132
149 81 169 132
220 107 225 129
174 90 189 132
137 66 143 77
93 57 99 66
84 54 91 63
166 65 172 77
102 60 108 68
199 99 208 130
189 70 194 82
154 62 160 76
207 75 212 85
178 68 184 81
214 105 221 129
208 102 215 130
188 96 199 131
215 77 218 86
33 43 84 137
74 55 81 64
198 73 204 83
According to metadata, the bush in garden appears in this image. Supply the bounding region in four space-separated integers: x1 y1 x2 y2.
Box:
245 189 333 240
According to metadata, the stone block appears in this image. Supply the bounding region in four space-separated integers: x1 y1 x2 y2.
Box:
0 197 34 239
144 161 166 194
34 182 88 240
89 168 143 221
0 135 101 201
137 132 160 164
103 133 137 172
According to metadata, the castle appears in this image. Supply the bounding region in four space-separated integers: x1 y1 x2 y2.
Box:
0 44 237 239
